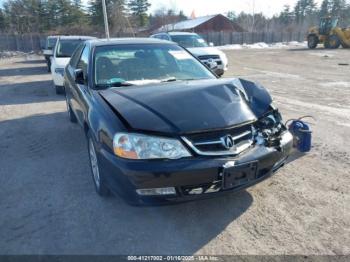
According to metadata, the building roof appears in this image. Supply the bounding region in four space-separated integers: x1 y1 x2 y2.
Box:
157 15 217 32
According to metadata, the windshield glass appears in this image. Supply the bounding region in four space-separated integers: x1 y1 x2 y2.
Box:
56 40 84 58
47 38 57 50
171 34 208 48
94 44 215 87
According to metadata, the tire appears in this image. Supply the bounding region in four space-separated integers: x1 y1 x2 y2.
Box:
87 133 110 197
307 35 318 49
324 40 330 49
55 85 64 95
47 60 51 72
327 35 341 49
65 94 77 123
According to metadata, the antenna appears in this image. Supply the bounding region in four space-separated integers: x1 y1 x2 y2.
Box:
102 0 110 39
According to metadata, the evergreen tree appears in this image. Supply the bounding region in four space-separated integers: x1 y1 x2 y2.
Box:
294 0 317 24
0 8 6 32
127 0 151 27
320 0 331 17
279 5 294 25
89 0 128 32
227 11 237 22
331 0 347 17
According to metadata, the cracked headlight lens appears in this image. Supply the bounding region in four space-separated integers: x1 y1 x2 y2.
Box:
113 133 192 160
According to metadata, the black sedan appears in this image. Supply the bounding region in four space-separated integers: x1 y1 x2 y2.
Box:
64 38 293 205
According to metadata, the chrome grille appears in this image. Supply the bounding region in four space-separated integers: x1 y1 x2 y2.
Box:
198 55 220 60
182 125 254 156
197 55 222 66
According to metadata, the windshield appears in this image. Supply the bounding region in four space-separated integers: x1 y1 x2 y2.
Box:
47 38 57 50
171 34 208 48
56 40 84 58
94 44 215 87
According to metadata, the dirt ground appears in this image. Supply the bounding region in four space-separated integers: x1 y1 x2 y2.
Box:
0 47 349 255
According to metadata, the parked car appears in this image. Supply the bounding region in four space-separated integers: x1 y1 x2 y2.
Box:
150 32 228 76
43 35 59 72
64 38 293 205
51 35 95 94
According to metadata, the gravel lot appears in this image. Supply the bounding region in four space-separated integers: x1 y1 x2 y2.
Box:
0 48 349 255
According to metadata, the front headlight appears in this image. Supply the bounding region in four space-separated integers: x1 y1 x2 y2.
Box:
55 68 64 76
219 52 228 65
113 133 192 160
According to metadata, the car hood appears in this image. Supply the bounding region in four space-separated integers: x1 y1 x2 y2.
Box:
99 78 272 134
187 47 225 57
53 57 70 68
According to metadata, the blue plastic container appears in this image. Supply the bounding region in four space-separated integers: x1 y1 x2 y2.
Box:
288 120 312 152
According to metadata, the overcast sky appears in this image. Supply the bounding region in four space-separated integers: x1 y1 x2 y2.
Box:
0 0 325 17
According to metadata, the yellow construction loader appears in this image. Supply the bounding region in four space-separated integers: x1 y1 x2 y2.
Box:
307 17 350 49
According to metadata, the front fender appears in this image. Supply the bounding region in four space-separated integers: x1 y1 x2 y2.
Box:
232 78 273 118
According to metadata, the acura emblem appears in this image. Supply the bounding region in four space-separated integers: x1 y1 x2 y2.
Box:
221 135 235 149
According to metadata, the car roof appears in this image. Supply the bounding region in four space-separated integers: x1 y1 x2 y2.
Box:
47 35 60 39
167 32 198 36
58 36 96 40
86 37 175 47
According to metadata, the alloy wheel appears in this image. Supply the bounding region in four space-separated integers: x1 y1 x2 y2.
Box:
89 139 100 189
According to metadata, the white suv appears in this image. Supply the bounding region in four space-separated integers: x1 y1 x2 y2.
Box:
151 32 228 76
43 36 59 72
51 36 95 94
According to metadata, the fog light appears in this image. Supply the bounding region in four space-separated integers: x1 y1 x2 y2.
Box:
188 188 203 195
136 187 176 196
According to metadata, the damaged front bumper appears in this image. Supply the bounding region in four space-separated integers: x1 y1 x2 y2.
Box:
98 130 293 205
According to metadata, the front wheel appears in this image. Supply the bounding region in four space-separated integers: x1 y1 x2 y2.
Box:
307 35 318 49
87 134 110 197
327 35 341 49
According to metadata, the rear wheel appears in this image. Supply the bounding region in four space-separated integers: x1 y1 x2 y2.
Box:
55 85 64 95
327 35 341 49
87 134 110 197
307 35 318 49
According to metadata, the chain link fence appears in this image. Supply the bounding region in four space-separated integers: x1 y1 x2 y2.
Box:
200 31 306 46
0 31 307 52
0 34 46 52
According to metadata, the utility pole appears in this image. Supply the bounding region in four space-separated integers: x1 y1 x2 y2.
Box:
102 0 110 39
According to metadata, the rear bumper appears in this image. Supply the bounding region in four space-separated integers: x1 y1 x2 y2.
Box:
98 131 293 205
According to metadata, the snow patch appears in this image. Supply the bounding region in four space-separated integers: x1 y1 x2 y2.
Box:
319 82 350 88
244 67 302 79
0 51 27 59
217 41 307 50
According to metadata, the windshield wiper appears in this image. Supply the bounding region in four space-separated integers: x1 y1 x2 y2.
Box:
160 77 177 83
96 81 134 89
107 82 134 87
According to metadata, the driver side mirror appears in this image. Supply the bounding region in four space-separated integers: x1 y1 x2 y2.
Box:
74 69 85 85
